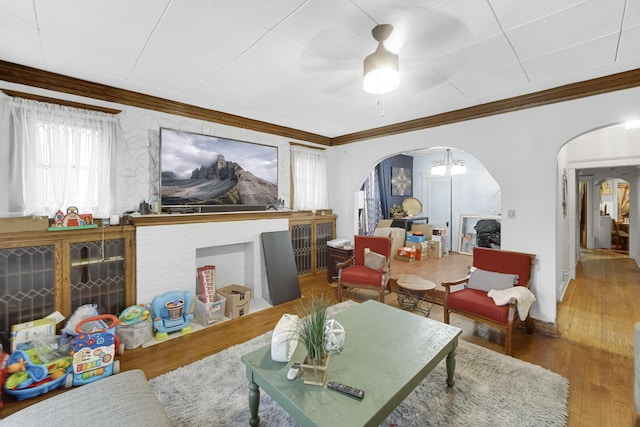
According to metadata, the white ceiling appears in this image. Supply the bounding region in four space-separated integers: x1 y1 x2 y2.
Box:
1 0 639 138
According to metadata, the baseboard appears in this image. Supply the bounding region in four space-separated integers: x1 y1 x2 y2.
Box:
532 319 559 337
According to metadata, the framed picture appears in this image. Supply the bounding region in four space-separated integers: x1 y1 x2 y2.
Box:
391 167 412 196
458 214 501 255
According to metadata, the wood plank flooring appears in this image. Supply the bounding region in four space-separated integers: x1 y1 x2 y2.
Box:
2 249 639 426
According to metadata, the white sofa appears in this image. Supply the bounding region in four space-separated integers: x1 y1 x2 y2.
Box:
1 370 171 426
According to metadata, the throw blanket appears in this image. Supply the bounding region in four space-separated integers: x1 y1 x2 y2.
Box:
487 287 536 321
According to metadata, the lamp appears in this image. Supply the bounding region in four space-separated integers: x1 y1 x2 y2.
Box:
363 24 399 94
431 149 466 176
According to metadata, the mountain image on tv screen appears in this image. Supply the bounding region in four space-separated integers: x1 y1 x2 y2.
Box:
160 128 278 206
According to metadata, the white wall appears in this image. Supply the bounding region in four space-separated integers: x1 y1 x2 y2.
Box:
327 85 640 324
115 106 309 214
412 151 500 250
3 80 640 325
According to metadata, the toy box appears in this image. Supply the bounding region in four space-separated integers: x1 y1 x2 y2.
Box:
194 293 227 326
217 285 251 319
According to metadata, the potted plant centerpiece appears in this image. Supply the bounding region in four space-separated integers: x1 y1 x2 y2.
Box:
296 293 331 386
390 204 408 219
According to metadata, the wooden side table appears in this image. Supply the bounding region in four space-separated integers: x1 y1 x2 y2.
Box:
326 246 354 284
396 274 436 317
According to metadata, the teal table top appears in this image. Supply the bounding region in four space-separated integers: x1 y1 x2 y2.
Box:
241 300 462 426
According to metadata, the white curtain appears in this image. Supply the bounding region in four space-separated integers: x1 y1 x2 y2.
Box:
291 145 328 210
8 98 116 218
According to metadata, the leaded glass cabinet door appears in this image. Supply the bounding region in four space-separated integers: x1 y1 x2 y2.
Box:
69 238 126 315
0 245 55 351
289 214 336 277
290 222 312 276
314 220 334 274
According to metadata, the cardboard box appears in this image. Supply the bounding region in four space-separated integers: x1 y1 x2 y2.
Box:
428 240 442 258
406 234 426 243
376 219 393 228
218 285 251 319
194 292 227 326
10 317 56 352
411 224 433 239
375 226 406 256
433 228 447 236
0 216 49 233
396 247 415 262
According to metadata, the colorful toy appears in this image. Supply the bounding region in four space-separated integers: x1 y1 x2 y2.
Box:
151 290 194 340
119 304 149 325
65 314 123 388
4 350 72 401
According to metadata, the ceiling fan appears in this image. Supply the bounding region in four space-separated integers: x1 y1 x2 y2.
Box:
298 8 471 95
363 24 399 94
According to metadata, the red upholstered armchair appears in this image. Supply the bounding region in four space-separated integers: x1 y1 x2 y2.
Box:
442 247 536 356
336 235 391 303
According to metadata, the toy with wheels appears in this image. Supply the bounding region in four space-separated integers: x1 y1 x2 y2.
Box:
4 350 72 401
66 314 123 388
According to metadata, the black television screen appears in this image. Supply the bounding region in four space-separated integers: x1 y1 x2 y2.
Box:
160 128 278 212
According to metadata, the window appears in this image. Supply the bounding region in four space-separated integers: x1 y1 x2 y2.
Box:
8 98 116 217
290 145 328 210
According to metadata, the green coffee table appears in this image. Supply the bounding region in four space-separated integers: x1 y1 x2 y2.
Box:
240 300 462 426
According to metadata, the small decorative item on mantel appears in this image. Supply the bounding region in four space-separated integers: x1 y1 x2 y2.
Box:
390 204 408 219
48 207 97 231
296 292 331 386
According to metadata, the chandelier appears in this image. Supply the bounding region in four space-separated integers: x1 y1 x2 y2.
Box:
431 149 466 176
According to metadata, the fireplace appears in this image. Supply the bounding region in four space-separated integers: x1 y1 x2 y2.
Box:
135 218 290 312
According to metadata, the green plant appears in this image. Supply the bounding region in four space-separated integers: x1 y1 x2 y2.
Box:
295 292 329 363
390 204 408 218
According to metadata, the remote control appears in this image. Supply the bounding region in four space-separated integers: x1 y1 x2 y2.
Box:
287 361 301 380
327 380 365 400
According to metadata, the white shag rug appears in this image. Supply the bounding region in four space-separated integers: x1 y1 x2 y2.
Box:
149 301 568 426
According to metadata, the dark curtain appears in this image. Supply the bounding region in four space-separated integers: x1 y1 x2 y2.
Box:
378 159 391 219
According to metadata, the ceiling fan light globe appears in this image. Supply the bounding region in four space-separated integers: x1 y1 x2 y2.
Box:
363 48 399 94
363 68 399 94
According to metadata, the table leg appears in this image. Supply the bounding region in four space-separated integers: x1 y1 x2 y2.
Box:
446 339 458 387
248 380 260 426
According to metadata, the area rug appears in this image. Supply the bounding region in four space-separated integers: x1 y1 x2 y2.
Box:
149 301 569 426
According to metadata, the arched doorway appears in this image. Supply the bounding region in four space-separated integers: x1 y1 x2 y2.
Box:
559 122 639 299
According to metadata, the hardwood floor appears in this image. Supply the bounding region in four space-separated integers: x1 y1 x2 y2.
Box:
2 250 639 426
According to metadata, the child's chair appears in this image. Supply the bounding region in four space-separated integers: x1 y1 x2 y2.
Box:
151 290 194 340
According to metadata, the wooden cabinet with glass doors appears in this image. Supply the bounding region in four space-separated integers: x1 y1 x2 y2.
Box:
289 212 336 278
0 226 136 351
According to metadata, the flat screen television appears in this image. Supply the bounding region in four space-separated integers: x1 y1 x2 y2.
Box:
160 128 278 212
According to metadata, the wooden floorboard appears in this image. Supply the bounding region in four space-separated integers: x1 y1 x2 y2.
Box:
2 249 639 426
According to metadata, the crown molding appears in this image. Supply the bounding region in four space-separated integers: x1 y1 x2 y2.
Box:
1 60 638 147
0 60 331 146
331 67 640 145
